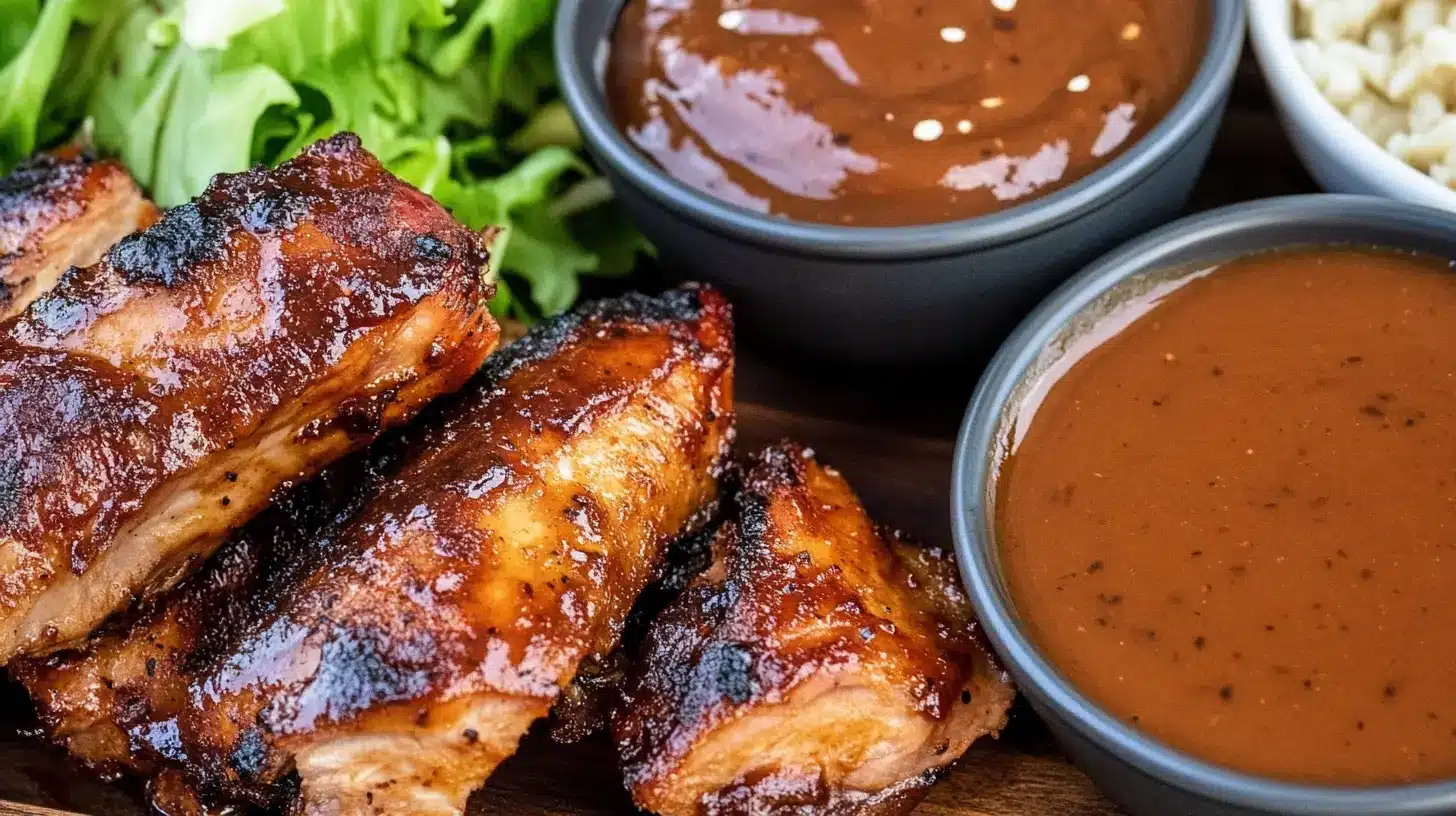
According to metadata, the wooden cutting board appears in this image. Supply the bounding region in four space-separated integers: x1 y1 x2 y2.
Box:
0 49 1317 816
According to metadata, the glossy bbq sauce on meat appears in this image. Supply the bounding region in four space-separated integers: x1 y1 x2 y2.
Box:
998 249 1456 784
606 0 1205 226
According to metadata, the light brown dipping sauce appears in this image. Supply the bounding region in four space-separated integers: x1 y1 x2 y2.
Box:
999 248 1456 785
606 0 1206 226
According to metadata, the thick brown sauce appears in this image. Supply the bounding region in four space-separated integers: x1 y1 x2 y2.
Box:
999 249 1456 785
606 0 1205 226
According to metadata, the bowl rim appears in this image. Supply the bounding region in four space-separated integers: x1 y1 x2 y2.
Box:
554 0 1246 261
951 194 1456 815
1247 0 1456 211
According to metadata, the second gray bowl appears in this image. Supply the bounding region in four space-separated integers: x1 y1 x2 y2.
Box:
555 0 1245 365
953 195 1456 816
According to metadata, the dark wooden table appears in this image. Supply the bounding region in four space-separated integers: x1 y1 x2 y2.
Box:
0 52 1319 816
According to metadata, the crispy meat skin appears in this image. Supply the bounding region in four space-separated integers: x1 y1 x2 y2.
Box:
0 133 498 662
614 443 1015 816
0 146 157 321
16 286 736 816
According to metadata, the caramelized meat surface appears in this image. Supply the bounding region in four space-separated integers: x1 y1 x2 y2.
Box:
0 133 498 662
14 439 410 812
551 512 729 745
614 443 1014 816
16 287 735 815
0 147 157 321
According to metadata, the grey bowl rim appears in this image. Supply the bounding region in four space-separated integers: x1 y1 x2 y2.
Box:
950 194 1456 815
554 0 1246 261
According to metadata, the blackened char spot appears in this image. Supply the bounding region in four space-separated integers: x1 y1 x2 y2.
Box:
623 521 722 641
228 728 269 778
698 641 754 705
239 187 310 233
106 203 226 286
0 149 94 209
731 444 813 569
0 457 19 526
414 234 453 263
258 625 434 734
304 131 364 160
181 433 423 678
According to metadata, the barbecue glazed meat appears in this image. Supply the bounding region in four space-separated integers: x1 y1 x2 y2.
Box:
14 439 408 813
614 443 1015 816
0 133 498 663
0 147 157 320
551 511 729 744
16 286 735 816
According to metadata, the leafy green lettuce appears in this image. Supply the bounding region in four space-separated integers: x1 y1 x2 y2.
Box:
0 0 646 320
0 0 79 170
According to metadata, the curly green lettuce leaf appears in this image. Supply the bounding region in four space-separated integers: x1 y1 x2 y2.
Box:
154 63 300 205
179 0 283 50
498 207 595 316
219 0 454 78
561 181 654 279
0 0 40 64
433 145 654 319
0 0 77 172
432 147 592 315
387 133 453 194
89 5 175 186
289 48 423 153
36 0 133 146
422 0 552 90
508 99 579 152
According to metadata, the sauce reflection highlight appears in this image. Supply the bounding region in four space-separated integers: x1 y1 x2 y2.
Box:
607 0 1206 226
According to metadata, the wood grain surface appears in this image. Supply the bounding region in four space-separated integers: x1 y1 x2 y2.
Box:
0 49 1316 816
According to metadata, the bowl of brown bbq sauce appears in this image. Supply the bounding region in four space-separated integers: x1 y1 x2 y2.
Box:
953 195 1456 816
556 0 1243 365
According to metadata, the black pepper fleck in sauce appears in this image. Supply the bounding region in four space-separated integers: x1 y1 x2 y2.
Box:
998 248 1456 785
606 0 1206 225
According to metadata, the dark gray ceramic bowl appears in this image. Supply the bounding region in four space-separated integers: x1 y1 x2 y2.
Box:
952 195 1456 816
555 0 1246 366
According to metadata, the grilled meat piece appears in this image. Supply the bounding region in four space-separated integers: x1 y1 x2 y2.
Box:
614 443 1015 816
16 286 736 816
14 438 410 813
551 511 729 744
0 146 157 321
0 133 498 663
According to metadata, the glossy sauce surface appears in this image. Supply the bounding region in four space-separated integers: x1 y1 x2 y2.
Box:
999 249 1456 784
607 0 1205 226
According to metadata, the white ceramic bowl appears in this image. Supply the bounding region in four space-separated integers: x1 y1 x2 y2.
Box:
1248 0 1456 210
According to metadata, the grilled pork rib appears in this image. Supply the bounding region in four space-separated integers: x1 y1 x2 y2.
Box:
0 147 157 321
15 438 409 812
0 133 498 663
17 286 735 815
614 443 1014 816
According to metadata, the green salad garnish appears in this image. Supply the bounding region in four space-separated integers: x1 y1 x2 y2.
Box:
0 0 647 320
